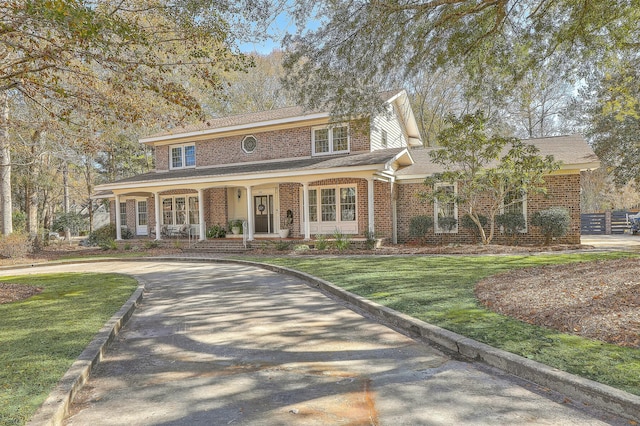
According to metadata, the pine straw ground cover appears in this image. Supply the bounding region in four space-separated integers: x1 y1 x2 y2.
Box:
255 253 640 396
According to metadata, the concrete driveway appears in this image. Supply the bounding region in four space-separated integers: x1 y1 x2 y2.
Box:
4 261 626 425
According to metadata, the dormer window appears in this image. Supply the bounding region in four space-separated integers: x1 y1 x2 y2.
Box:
312 125 349 156
170 143 196 169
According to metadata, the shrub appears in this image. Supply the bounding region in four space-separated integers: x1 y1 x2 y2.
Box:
99 239 118 251
123 243 132 251
293 244 310 252
437 216 458 232
315 234 328 250
206 224 226 238
52 212 88 236
364 229 377 250
333 229 350 251
409 215 434 242
0 233 33 258
531 207 571 245
144 240 160 249
275 241 291 251
461 214 488 244
496 212 526 245
86 224 116 247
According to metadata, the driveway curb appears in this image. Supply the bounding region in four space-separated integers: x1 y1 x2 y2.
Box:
25 275 146 426
151 256 640 423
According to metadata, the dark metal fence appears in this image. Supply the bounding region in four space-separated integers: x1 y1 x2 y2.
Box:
581 213 606 235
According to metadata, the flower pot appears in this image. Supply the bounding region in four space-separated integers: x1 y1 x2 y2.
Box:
278 229 290 238
231 226 241 235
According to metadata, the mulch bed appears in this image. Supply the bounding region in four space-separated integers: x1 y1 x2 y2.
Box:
0 283 43 304
475 258 640 348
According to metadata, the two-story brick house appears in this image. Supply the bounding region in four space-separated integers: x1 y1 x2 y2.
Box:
94 89 599 245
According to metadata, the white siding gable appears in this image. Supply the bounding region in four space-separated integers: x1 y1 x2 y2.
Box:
370 103 408 151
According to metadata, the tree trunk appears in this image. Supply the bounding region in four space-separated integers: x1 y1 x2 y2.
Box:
0 92 12 235
27 132 40 235
62 162 71 240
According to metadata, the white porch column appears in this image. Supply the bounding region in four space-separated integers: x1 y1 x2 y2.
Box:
114 194 122 240
198 189 205 241
367 178 375 234
154 192 162 240
302 182 311 240
246 185 254 241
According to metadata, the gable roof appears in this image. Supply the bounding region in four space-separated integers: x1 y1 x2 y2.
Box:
396 134 599 179
140 89 418 144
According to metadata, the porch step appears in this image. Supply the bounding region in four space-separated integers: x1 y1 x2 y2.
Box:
183 239 252 253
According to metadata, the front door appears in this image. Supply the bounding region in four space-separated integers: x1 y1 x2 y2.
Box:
136 200 148 236
254 195 273 233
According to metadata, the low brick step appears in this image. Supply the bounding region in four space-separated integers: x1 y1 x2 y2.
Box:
184 240 252 253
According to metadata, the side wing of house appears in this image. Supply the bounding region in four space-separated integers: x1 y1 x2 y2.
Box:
394 134 600 245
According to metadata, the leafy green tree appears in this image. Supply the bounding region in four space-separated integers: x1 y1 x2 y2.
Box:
282 0 639 117
0 0 255 235
422 111 561 245
589 59 640 186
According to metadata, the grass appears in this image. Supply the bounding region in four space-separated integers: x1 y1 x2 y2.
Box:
0 273 138 426
251 252 640 396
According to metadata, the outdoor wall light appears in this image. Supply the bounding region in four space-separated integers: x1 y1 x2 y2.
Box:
237 189 242 200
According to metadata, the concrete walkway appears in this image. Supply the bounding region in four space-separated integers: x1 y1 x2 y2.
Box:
6 261 629 425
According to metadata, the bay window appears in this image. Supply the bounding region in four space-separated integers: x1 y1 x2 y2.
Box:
306 185 357 234
161 195 200 225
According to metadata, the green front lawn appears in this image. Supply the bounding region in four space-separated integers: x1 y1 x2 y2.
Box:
254 253 640 396
0 273 138 426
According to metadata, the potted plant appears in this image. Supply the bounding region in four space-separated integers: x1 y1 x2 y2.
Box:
278 210 293 238
229 219 243 235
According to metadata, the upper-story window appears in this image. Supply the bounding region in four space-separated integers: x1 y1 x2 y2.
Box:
170 143 196 169
312 125 349 156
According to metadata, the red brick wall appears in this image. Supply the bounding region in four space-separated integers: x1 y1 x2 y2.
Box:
154 120 371 171
374 180 393 239
279 183 302 237
396 173 582 245
207 188 228 228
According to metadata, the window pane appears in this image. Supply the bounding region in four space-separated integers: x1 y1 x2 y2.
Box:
504 189 524 214
381 129 387 147
119 202 127 226
175 197 186 224
314 129 329 153
188 197 199 224
437 185 455 218
321 188 336 221
137 201 147 226
171 147 183 168
184 145 196 167
340 187 356 221
308 189 317 222
332 126 348 152
162 198 173 225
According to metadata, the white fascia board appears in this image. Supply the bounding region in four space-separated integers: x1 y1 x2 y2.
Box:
140 112 332 144
95 164 390 192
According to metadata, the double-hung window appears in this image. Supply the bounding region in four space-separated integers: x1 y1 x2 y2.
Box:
119 202 127 227
502 186 527 232
312 125 349 155
170 144 196 169
434 183 458 233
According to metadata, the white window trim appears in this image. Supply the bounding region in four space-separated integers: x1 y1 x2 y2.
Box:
242 135 257 154
311 124 350 156
307 184 358 224
169 143 196 170
434 182 458 233
500 189 528 233
160 195 200 226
